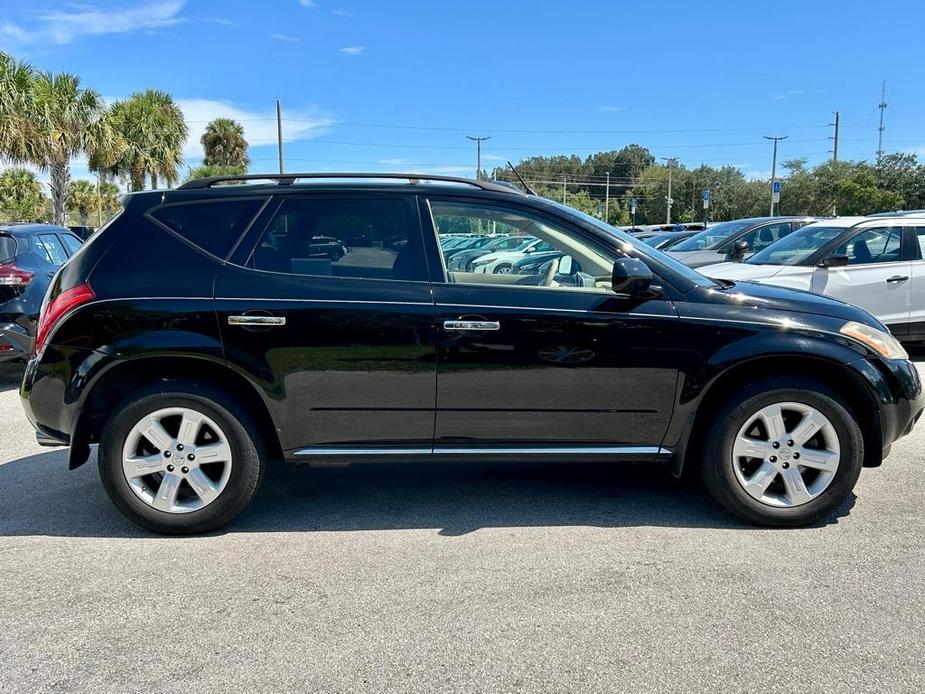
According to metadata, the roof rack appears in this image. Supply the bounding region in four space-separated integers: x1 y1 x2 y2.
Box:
177 172 522 193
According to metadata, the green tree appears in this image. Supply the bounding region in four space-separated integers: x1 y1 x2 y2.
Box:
0 167 47 222
67 179 98 226
0 54 35 164
105 89 188 191
185 164 247 182
201 118 249 169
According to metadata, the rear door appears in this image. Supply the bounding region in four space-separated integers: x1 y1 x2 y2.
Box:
810 225 911 333
215 192 437 455
904 226 925 339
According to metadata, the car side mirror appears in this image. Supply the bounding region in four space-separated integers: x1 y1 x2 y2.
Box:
612 257 654 296
558 256 574 274
819 254 849 268
729 239 750 260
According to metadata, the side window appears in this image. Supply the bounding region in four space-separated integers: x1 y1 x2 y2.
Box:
0 236 15 262
61 233 83 256
832 227 902 265
914 228 925 260
428 200 615 291
250 197 425 281
738 222 793 252
151 199 265 259
36 234 68 266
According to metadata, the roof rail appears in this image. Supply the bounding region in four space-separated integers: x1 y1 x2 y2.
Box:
177 171 521 193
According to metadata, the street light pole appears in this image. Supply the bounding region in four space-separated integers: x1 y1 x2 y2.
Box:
764 136 787 216
467 136 491 181
604 171 610 223
660 157 676 224
276 99 284 174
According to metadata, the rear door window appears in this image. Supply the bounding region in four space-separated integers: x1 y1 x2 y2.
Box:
735 222 793 253
249 196 426 281
61 233 83 256
36 234 68 266
832 227 902 264
150 198 266 259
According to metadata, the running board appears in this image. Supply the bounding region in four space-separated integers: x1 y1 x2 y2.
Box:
293 445 671 458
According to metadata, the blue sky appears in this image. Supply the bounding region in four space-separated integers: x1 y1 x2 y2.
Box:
3 0 925 184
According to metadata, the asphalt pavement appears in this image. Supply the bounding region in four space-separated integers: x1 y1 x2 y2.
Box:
0 358 923 693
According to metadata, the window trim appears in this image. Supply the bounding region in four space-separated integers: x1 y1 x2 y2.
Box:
228 192 431 284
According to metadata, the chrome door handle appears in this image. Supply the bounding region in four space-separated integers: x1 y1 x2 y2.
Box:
886 275 909 283
228 315 287 327
443 320 501 331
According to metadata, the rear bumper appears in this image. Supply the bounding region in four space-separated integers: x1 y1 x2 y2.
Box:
0 322 32 362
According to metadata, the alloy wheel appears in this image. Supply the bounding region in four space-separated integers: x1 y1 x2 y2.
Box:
121 407 233 514
731 401 840 508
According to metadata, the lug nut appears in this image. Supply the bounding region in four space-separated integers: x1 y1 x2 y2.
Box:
164 451 171 458
787 440 794 447
782 462 790 469
772 442 780 449
177 444 184 451
769 456 777 463
166 464 174 472
793 452 800 460
181 466 189 474
187 453 195 461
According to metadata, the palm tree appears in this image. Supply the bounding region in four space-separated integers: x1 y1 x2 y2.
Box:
201 118 249 169
0 53 36 164
106 90 188 191
67 179 98 226
0 167 47 222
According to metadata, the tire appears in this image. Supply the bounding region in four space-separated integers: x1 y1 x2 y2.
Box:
700 377 864 527
98 381 265 535
493 263 513 275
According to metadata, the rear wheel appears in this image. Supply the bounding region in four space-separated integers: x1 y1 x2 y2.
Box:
99 383 264 535
700 377 864 527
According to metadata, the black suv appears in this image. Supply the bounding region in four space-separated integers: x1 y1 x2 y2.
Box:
20 173 924 534
1 223 83 361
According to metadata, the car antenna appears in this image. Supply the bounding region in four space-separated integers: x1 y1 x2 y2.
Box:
507 161 537 195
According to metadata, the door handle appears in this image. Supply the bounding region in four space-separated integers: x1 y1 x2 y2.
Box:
885 275 909 283
228 315 287 327
443 320 501 331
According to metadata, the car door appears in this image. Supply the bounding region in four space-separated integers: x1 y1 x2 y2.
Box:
215 192 438 454
903 226 925 339
809 225 911 334
423 196 680 455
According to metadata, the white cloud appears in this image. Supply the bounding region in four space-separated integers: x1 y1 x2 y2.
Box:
481 154 504 162
596 105 624 113
270 33 300 42
176 99 334 164
339 45 366 55
377 158 411 166
331 9 357 17
3 0 186 46
771 90 806 101
299 0 318 7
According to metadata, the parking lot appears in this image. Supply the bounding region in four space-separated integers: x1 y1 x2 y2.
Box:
0 359 922 693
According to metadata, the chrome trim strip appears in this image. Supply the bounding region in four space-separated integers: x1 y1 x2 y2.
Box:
294 445 671 456
223 297 434 306
443 320 501 331
228 315 286 326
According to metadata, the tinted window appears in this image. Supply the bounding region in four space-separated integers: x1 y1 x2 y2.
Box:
61 233 82 256
36 234 68 266
832 227 901 265
671 219 756 251
736 222 793 253
152 199 265 259
747 225 846 265
251 197 424 281
0 236 15 262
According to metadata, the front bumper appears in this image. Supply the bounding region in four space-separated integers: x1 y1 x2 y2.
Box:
853 356 925 459
0 322 33 362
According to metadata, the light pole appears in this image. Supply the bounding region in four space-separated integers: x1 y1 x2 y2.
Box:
764 136 787 216
661 157 677 224
467 136 491 180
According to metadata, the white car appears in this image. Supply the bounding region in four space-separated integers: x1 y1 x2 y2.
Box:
700 216 925 340
471 237 556 274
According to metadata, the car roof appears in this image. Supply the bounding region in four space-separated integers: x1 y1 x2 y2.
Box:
0 223 72 235
801 215 925 230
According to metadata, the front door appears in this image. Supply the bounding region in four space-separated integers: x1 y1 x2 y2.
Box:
423 197 680 455
216 193 437 454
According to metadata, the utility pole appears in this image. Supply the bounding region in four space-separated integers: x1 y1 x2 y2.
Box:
466 136 491 180
276 99 284 174
604 172 610 223
877 81 887 161
661 157 676 224
829 111 840 161
562 175 567 203
764 136 787 216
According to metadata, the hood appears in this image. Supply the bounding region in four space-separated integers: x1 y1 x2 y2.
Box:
666 249 724 267
705 279 883 327
699 262 789 280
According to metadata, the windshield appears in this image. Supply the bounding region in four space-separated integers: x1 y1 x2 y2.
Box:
547 202 718 289
747 225 847 265
671 219 757 251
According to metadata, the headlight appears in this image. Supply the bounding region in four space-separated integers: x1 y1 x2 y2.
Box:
470 258 491 267
839 321 908 359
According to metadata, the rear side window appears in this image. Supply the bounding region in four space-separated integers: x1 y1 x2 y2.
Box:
151 198 265 259
250 197 426 281
36 234 68 266
61 233 82 256
0 236 14 262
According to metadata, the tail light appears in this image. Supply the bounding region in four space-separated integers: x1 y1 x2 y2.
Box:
34 283 95 355
0 262 33 287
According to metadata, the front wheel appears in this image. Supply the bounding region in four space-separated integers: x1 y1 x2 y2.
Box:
700 377 864 527
99 382 264 535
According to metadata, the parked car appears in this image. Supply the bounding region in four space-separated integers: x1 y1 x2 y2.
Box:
68 225 95 241
1 223 83 362
20 172 922 534
308 236 347 260
666 217 820 268
471 237 556 274
446 234 536 271
699 215 925 341
641 230 699 250
442 235 499 261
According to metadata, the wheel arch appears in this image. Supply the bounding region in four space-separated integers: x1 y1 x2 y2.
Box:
672 354 883 477
70 355 283 470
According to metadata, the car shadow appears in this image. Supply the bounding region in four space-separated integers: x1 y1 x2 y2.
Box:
0 364 22 394
0 449 856 538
